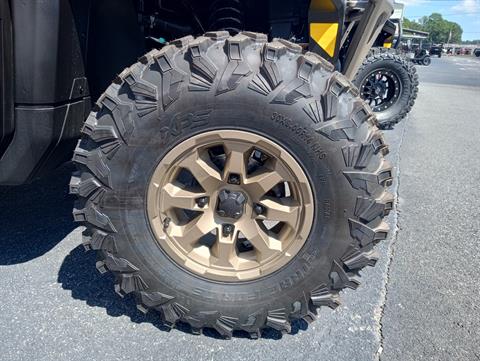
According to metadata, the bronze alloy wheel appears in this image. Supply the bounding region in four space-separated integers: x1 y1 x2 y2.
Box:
147 130 314 281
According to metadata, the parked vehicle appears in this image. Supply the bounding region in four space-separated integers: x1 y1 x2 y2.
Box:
1 0 395 337
429 45 443 57
412 49 431 66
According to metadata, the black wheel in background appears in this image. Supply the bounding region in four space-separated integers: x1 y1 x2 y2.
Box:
353 48 419 129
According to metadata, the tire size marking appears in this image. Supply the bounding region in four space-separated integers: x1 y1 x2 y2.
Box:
276 249 319 291
323 199 331 219
271 112 327 161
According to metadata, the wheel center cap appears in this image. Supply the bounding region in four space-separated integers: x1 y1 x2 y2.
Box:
374 82 386 95
216 189 247 219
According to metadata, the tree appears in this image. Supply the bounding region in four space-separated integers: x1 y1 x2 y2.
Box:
446 21 462 43
462 39 480 45
403 14 463 43
403 18 424 31
424 13 462 43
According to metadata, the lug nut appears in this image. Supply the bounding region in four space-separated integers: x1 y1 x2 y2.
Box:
228 173 241 185
163 217 171 229
222 224 234 236
254 203 264 215
252 149 263 162
196 197 209 208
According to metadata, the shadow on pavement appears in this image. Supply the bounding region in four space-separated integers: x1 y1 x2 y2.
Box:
0 165 76 265
58 245 309 340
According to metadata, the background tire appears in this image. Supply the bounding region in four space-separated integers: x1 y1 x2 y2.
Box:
71 32 393 338
353 48 419 129
422 56 431 66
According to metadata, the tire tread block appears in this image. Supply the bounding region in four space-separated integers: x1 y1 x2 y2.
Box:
266 308 292 334
73 202 116 233
354 193 394 223
187 37 219 91
73 145 111 187
343 162 393 194
349 219 389 247
330 261 360 290
310 284 341 309
342 245 379 270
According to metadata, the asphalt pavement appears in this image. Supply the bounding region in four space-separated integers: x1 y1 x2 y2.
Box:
381 56 480 361
0 55 479 361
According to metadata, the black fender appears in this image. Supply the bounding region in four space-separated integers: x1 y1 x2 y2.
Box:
0 0 144 185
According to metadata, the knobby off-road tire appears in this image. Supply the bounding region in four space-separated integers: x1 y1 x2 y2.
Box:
71 32 393 338
353 48 419 129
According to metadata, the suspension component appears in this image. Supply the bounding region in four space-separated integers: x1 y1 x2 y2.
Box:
207 0 245 34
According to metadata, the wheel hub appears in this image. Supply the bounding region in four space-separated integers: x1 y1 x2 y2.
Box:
374 82 386 96
216 189 247 219
146 130 314 281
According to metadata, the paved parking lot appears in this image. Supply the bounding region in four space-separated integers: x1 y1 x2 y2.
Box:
1 56 479 361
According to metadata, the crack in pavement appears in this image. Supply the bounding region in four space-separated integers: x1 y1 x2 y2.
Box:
374 118 409 361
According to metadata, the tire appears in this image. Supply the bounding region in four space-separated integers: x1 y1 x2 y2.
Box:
422 56 431 66
353 48 419 129
71 32 393 338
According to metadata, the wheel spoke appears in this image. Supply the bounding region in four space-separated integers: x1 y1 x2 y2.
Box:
161 182 207 211
239 220 282 261
246 171 283 199
180 150 222 192
211 225 238 268
168 213 215 252
222 142 251 180
258 197 300 226
244 160 290 200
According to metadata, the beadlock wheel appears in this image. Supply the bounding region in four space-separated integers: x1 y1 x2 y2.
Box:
360 69 401 112
353 48 419 129
147 130 314 281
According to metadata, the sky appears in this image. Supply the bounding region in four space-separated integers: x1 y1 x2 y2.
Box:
400 0 480 40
